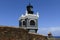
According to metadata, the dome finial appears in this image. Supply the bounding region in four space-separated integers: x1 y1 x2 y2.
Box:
37 12 39 18
25 10 28 15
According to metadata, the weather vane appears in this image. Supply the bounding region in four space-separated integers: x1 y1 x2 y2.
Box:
29 0 31 4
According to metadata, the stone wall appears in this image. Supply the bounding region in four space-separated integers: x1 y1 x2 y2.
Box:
0 26 28 40
0 26 48 40
28 33 48 40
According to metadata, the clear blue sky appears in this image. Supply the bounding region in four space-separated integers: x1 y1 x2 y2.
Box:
0 0 60 36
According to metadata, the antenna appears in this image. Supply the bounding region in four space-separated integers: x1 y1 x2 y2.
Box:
29 0 30 3
29 0 31 5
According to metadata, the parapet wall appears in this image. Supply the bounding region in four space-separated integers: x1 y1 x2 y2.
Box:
0 26 48 40
0 26 28 40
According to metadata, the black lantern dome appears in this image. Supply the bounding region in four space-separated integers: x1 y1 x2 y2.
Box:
27 3 34 14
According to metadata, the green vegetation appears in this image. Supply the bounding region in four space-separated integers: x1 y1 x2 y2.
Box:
48 38 55 40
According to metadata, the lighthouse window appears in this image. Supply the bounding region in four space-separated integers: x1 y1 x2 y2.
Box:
30 20 35 25
23 21 26 25
19 21 22 26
